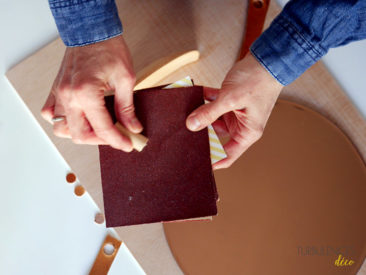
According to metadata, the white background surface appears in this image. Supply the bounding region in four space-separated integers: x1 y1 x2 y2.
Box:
0 0 365 274
0 0 144 274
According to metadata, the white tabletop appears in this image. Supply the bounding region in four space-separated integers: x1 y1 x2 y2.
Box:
0 0 364 274
0 1 144 274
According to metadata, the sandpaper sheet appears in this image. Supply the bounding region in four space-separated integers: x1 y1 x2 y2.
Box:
163 76 227 164
99 86 217 227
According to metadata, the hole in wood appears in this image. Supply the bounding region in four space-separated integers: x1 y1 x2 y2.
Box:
94 213 105 224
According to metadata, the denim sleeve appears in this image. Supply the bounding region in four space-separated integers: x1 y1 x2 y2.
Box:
48 0 123 47
250 0 366 85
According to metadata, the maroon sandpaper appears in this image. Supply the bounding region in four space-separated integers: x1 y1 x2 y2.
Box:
99 86 218 227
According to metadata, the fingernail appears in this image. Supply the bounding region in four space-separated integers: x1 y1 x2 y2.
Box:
187 115 201 131
131 117 143 133
116 140 133 152
122 144 133 152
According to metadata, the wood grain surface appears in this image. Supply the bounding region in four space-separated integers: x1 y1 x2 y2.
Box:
6 0 366 274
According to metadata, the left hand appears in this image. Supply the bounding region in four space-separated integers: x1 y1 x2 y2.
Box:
186 53 284 169
41 35 140 151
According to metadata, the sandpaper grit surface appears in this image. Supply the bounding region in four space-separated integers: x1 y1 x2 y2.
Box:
164 100 366 275
99 86 217 227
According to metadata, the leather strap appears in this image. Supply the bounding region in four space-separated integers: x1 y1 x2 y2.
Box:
89 235 122 275
238 0 271 60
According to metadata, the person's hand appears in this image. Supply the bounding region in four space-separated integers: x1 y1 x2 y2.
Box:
41 35 142 151
186 53 283 169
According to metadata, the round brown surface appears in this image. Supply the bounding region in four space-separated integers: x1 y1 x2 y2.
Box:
164 100 366 275
95 213 105 224
74 185 85 197
66 172 76 184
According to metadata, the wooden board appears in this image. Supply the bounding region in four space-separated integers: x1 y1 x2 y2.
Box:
6 1 366 274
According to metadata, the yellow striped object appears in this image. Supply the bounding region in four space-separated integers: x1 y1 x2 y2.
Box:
163 76 227 164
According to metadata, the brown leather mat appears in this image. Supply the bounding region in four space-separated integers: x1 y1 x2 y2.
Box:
164 100 366 275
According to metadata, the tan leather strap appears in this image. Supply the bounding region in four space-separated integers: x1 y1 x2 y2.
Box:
238 0 270 60
89 235 122 275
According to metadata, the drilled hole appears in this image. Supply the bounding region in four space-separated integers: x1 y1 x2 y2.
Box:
253 0 264 8
94 213 105 224
103 243 115 256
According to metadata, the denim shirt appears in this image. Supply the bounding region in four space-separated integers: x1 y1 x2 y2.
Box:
251 0 366 85
49 0 366 85
49 0 122 47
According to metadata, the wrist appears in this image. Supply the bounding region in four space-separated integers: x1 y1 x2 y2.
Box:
230 53 283 95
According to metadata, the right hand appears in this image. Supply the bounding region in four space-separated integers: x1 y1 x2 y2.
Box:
41 35 142 152
186 53 283 169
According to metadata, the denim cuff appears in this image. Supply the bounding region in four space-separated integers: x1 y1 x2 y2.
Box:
49 0 122 47
250 14 326 86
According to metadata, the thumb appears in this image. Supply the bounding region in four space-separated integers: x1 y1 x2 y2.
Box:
41 92 56 123
114 81 143 134
186 97 231 132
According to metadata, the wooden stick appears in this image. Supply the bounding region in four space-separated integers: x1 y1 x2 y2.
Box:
134 50 200 90
115 122 148 152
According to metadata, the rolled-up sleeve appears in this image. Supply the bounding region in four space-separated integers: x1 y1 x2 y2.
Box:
250 0 366 86
49 0 123 47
